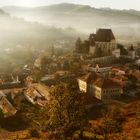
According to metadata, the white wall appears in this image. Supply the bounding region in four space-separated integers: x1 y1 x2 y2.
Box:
78 79 87 93
102 88 122 100
89 46 95 54
95 86 102 100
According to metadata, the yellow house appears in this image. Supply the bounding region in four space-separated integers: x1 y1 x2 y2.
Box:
93 78 122 100
78 72 122 100
78 72 102 93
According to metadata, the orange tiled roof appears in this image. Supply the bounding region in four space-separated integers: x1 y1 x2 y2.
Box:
94 78 122 89
132 71 140 81
79 72 102 83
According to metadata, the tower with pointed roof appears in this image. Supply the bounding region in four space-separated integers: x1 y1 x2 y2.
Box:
129 45 135 60
75 37 82 53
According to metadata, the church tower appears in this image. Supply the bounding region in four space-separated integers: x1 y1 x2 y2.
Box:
129 45 135 60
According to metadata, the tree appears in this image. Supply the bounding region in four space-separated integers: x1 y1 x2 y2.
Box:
45 83 87 140
69 61 81 73
54 73 60 80
102 118 120 134
106 106 125 124
16 100 48 133
0 109 4 119
40 56 48 70
101 106 125 137
75 37 82 53
136 102 140 127
62 60 70 70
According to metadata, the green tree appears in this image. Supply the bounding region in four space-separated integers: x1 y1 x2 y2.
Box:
0 109 4 119
45 83 87 140
70 62 81 73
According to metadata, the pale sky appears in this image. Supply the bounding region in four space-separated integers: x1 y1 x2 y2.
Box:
0 0 140 10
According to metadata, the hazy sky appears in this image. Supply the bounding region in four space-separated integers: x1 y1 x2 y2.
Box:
0 0 140 10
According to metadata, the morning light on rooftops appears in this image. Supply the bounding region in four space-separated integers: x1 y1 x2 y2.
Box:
0 0 139 139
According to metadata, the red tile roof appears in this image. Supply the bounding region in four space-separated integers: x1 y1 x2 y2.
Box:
94 78 121 89
79 72 102 83
132 71 140 81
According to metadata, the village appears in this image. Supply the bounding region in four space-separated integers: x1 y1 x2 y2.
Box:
0 28 140 139
0 28 139 118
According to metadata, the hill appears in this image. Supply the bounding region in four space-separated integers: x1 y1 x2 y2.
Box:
2 3 140 43
0 7 81 49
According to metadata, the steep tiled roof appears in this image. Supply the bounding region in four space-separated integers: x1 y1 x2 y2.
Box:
95 28 115 42
89 33 96 46
0 96 17 117
132 71 140 82
129 45 134 51
79 72 102 83
94 78 121 89
34 84 50 100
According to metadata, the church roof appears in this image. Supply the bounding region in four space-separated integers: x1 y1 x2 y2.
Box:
129 45 134 51
95 28 115 42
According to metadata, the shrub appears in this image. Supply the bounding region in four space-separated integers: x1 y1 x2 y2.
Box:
29 129 40 138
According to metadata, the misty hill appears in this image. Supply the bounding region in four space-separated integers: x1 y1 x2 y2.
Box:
3 3 140 43
0 8 81 49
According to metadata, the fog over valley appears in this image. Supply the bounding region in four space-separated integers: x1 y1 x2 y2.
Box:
1 2 140 140
0 6 82 50
2 3 140 44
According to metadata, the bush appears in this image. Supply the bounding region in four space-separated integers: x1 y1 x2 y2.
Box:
30 129 40 138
